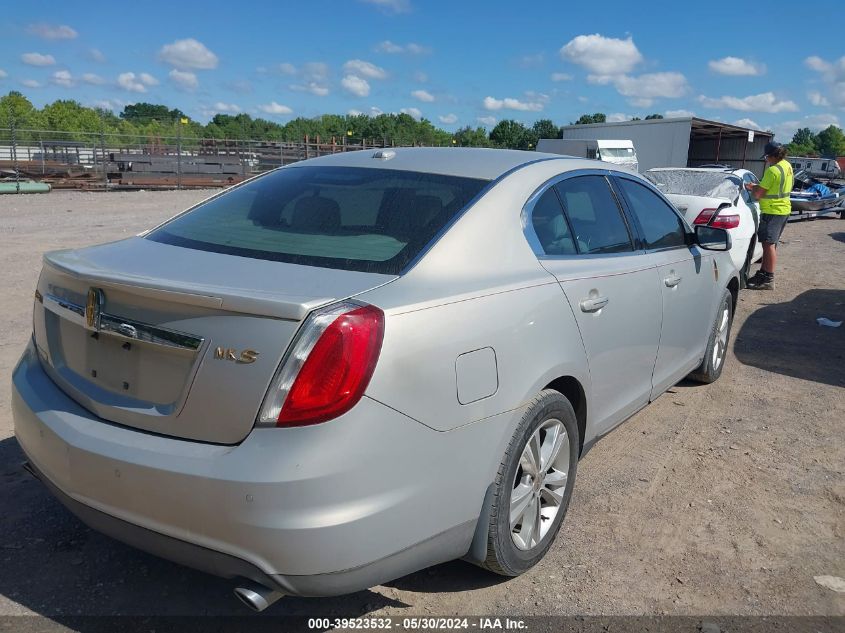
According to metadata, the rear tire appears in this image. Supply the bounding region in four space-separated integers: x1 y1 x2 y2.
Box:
481 390 579 576
688 289 733 384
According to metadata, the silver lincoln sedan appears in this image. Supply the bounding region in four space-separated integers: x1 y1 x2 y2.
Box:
12 148 738 611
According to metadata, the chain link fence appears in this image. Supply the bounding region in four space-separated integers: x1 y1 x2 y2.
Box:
0 127 410 192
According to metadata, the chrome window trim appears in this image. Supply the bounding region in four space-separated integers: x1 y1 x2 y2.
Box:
42 293 204 354
521 168 639 259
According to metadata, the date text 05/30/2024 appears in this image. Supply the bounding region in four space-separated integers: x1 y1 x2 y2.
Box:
307 617 527 630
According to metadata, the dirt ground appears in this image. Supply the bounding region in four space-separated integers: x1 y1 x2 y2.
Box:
0 190 843 620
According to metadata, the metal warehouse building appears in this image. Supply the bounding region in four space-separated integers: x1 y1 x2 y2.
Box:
559 117 774 177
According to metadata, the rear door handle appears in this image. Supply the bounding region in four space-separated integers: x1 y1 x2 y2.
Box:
664 274 682 287
580 296 609 312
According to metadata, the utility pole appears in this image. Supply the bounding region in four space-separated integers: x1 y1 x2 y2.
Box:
10 113 20 194
99 113 107 190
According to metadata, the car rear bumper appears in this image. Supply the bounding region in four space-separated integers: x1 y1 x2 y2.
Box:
12 339 510 595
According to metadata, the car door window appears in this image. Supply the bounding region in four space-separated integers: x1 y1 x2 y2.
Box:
615 178 687 250
554 176 633 254
742 173 758 205
530 188 577 255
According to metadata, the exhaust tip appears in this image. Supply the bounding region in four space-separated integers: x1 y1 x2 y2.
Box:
233 581 283 612
22 462 39 480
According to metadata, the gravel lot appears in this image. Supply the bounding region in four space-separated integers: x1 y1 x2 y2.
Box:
0 190 843 621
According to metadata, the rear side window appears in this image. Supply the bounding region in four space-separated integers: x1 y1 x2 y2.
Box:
615 178 687 250
531 189 577 255
554 176 633 254
147 166 488 274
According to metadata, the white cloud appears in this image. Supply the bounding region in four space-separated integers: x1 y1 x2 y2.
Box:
412 89 434 102
81 73 106 85
665 109 695 118
117 72 148 93
606 113 631 123
772 113 841 141
359 0 411 14
369 106 383 116
341 75 370 97
708 56 765 76
375 40 430 54
301 62 329 82
477 116 497 127
51 70 74 87
169 69 198 91
597 72 689 107
158 38 218 69
278 62 297 75
551 72 572 82
21 52 55 66
808 91 830 107
213 102 241 114
376 40 403 53
26 23 77 40
290 82 330 96
698 92 799 113
400 107 422 120
804 56 831 73
348 109 363 116
406 43 430 55
0 69 6 79
139 72 159 86
483 96 544 112
89 48 106 63
733 118 761 130
258 101 293 115
559 34 643 76
439 113 458 124
804 55 845 108
20 79 42 88
343 59 387 79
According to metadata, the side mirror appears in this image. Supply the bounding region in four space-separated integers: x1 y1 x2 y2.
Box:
695 225 732 251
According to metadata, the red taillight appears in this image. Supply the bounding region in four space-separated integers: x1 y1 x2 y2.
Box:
693 208 717 225
257 302 384 428
709 213 740 229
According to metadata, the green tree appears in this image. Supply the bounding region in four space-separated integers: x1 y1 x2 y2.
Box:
531 119 560 140
645 113 664 120
120 103 186 124
490 119 532 149
815 125 845 157
787 127 818 156
0 91 44 131
453 126 491 147
573 113 606 125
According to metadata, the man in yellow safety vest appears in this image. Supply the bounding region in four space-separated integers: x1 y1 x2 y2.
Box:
744 141 793 290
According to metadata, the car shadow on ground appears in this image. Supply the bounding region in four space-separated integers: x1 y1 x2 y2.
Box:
733 288 845 388
0 436 503 628
830 232 845 244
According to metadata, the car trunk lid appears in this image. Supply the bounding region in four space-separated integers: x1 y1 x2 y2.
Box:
32 237 396 444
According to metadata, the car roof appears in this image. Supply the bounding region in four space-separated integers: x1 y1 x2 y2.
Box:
287 147 573 181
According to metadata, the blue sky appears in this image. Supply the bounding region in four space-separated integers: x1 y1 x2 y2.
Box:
1 0 843 141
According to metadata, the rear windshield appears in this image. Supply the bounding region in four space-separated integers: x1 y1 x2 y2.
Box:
146 166 489 274
646 170 741 200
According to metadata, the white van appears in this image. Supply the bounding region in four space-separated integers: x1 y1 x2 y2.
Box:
536 139 639 172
